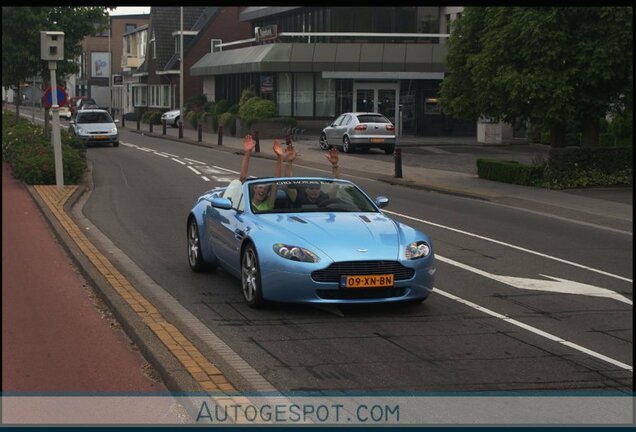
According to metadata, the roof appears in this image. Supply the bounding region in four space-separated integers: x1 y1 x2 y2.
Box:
239 7 300 22
139 7 206 73
191 42 448 76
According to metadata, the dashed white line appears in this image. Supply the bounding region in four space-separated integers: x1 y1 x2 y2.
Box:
171 158 186 165
154 152 169 158
212 165 240 175
161 152 180 157
433 287 633 372
188 166 201 175
184 157 206 164
383 209 632 283
201 176 211 182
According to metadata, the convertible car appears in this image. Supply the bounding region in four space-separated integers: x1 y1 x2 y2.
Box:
187 177 435 308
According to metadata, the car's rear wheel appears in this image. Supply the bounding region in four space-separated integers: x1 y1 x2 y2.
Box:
342 136 354 153
319 133 330 150
188 218 206 272
384 144 395 155
113 141 119 147
241 243 265 308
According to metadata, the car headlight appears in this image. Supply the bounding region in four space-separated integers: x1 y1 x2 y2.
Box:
76 128 87 135
405 241 431 260
273 243 320 263
109 126 118 134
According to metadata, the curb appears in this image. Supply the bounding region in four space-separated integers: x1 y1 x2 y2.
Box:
26 176 203 395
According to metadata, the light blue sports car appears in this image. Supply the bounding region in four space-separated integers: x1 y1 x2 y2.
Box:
187 177 435 308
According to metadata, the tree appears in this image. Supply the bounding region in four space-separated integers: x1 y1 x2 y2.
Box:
2 7 111 119
440 7 633 147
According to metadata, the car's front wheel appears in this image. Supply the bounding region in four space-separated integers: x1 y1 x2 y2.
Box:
241 243 265 308
319 133 330 150
188 218 206 272
113 141 119 147
172 117 179 128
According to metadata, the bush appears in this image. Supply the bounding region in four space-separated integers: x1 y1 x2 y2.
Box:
238 97 276 127
545 147 633 189
213 99 232 117
2 111 86 184
476 158 545 187
141 111 162 125
219 112 237 136
239 87 256 108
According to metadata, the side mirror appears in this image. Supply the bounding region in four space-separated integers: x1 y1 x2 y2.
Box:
114 119 120 124
211 197 232 210
375 196 389 209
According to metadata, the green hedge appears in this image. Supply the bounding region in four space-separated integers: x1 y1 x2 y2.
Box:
219 112 237 136
238 97 276 127
2 110 87 184
545 147 633 189
476 158 545 186
141 111 162 125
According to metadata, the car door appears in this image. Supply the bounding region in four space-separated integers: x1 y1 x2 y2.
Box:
207 181 248 276
326 114 345 143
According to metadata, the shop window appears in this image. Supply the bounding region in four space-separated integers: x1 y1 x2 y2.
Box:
277 72 292 116
294 73 313 117
424 97 441 115
315 75 335 117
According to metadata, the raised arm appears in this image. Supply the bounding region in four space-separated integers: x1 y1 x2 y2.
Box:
240 134 255 183
267 139 284 207
325 148 340 198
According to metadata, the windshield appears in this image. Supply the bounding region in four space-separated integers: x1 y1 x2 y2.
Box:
76 112 113 124
356 114 391 124
249 179 378 214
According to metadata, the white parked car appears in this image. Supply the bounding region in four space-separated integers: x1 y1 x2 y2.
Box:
49 105 72 120
70 109 119 147
160 109 180 127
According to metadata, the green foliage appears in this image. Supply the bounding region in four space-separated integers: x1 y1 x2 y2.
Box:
238 97 276 127
440 7 633 146
2 7 110 95
476 158 545 187
545 147 633 188
2 110 86 184
229 103 239 114
213 100 232 116
141 111 162 125
204 101 215 114
608 109 633 147
185 94 207 112
239 87 256 108
219 112 237 135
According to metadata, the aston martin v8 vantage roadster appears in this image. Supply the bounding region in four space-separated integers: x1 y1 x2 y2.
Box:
187 177 435 308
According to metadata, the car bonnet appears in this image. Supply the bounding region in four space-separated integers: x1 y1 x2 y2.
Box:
256 212 401 262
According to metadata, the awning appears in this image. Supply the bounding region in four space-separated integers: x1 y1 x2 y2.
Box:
190 43 448 76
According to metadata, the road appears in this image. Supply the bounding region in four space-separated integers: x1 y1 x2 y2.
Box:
76 126 632 393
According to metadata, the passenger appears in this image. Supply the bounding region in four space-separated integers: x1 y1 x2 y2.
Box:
240 134 289 212
286 147 340 207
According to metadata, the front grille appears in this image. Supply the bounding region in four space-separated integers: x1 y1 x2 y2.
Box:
317 287 406 300
311 261 415 283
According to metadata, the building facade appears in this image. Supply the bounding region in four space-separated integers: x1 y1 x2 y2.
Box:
191 6 474 136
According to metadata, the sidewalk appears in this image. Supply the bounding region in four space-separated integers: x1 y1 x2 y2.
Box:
123 121 633 233
2 162 166 393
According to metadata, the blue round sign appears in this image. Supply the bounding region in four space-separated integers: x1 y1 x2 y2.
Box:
42 85 68 108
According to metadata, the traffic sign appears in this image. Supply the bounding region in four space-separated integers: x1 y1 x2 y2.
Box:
42 85 68 108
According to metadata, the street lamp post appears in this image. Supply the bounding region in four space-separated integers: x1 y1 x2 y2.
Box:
179 7 184 132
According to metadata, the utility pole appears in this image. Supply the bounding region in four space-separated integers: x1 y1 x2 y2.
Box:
179 7 184 127
108 16 112 116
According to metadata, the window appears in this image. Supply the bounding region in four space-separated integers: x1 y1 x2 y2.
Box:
125 24 137 34
148 85 170 108
211 39 222 52
315 75 335 117
424 97 440 115
150 31 156 59
294 73 313 117
133 86 147 107
277 72 292 116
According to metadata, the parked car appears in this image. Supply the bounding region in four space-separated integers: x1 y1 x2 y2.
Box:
49 105 72 120
319 112 396 154
70 109 119 147
69 96 97 116
160 109 180 127
187 177 435 308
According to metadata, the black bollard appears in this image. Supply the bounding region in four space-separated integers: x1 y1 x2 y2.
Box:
162 119 166 135
218 125 223 146
121 114 125 128
285 134 292 148
136 116 140 131
198 121 202 142
254 130 260 153
178 121 183 139
394 147 403 178
149 121 153 133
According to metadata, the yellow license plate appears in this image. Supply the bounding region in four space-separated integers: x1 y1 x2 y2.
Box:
341 274 394 288
94 135 107 140
370 138 385 143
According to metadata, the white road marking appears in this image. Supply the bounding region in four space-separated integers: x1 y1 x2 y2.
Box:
171 158 186 165
433 287 633 372
201 176 210 182
161 152 180 157
212 165 240 175
384 210 632 283
436 255 632 305
184 157 205 164
188 166 201 175
138 146 154 152
153 152 169 158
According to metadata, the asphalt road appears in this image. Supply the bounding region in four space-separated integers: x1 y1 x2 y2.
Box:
78 126 633 393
